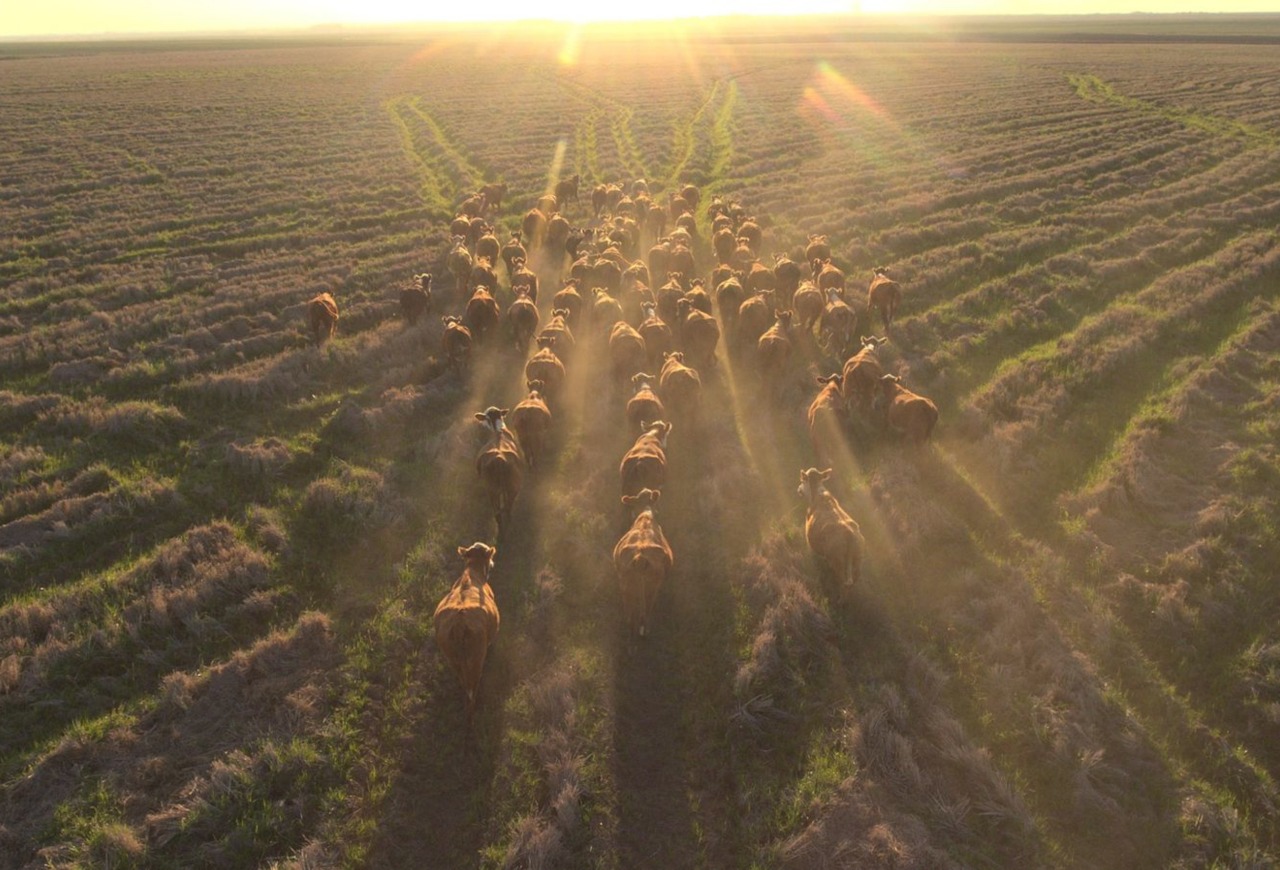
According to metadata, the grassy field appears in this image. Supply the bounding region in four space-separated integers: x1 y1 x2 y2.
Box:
2 15 1280 868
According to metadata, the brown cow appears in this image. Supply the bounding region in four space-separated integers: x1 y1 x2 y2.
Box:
819 289 856 357
552 279 584 324
757 310 793 389
475 227 500 268
592 288 624 328
814 258 846 294
745 260 777 297
475 407 525 533
521 208 548 248
797 468 864 600
555 173 580 209
841 335 889 412
506 289 540 356
538 309 576 362
659 351 702 423
400 274 431 326
679 183 701 213
620 420 670 497
868 267 902 330
676 298 720 371
509 256 539 304
510 380 553 470
592 183 609 218
434 541 501 725
627 373 666 434
524 336 566 403
500 232 526 277
774 254 802 305
638 301 673 368
875 374 938 446
479 182 508 213
614 488 674 638
792 279 824 336
307 292 339 346
805 234 831 264
448 236 473 297
464 286 500 346
441 316 472 374
713 226 737 265
683 279 713 316
610 320 649 385
537 192 559 215
469 258 499 303
737 218 762 253
808 373 848 468
738 289 778 349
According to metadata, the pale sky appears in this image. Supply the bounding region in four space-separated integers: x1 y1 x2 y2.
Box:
3 0 1278 38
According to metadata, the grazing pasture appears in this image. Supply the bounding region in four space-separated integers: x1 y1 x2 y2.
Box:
2 16 1280 868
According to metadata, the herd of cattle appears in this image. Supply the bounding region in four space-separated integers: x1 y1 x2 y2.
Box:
303 178 939 722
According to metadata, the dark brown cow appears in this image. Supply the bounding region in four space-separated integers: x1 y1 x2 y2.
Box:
555 174 581 209
613 488 673 638
475 407 525 533
683 278 713 316
620 421 670 497
441 315 472 374
876 374 938 446
434 542 501 725
307 292 339 346
506 289 540 356
479 182 508 213
399 273 431 326
797 468 863 600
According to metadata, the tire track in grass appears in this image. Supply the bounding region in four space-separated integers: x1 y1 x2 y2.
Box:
963 228 1280 518
550 74 648 182
1068 73 1279 148
385 95 497 215
895 165 1280 398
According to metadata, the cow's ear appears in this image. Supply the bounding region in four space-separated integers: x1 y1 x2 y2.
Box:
649 490 661 504
457 546 468 557
474 413 487 422
621 495 636 506
820 469 833 480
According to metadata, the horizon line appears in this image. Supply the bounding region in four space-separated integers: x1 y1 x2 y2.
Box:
4 10 1278 43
